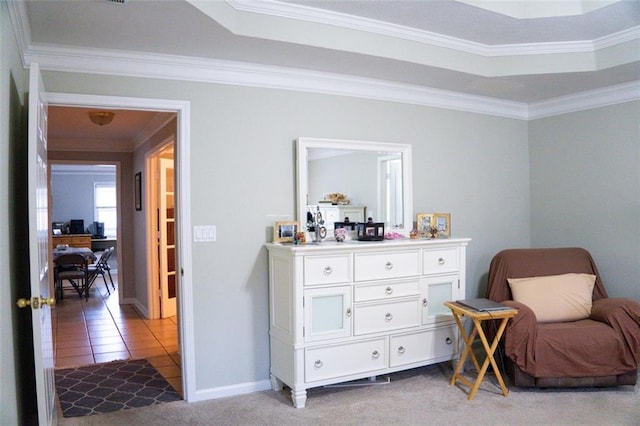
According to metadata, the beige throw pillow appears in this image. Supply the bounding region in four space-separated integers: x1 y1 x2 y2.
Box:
507 273 596 323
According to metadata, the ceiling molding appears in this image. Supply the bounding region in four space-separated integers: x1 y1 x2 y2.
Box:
528 80 640 119
213 0 640 74
9 3 640 121
24 43 529 119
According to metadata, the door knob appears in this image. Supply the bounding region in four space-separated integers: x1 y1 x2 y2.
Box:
16 296 55 309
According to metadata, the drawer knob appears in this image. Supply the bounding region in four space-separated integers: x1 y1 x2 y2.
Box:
445 337 452 345
438 257 445 265
372 350 380 359
385 313 393 322
323 266 333 275
385 261 393 270
397 346 406 355
385 286 393 295
346 307 352 317
314 360 323 369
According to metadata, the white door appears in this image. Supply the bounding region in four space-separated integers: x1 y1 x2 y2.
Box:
25 63 57 425
159 158 177 317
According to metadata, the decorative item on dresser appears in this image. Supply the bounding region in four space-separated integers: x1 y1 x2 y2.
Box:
266 237 471 408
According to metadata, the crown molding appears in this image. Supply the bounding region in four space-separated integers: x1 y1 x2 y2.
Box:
9 2 640 121
528 80 640 119
23 43 529 119
223 0 640 60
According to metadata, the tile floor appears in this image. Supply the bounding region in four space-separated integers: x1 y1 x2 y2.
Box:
52 275 182 396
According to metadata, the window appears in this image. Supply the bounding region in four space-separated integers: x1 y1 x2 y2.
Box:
94 183 117 237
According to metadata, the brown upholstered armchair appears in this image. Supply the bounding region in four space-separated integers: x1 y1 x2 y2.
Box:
487 247 640 387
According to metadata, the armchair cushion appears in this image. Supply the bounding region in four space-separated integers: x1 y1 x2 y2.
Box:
507 273 596 323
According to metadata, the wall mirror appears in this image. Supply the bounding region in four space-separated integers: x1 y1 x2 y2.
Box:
296 137 413 236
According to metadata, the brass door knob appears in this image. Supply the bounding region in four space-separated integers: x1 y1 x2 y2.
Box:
16 296 56 309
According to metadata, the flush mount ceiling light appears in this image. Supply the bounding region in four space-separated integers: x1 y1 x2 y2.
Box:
88 111 115 126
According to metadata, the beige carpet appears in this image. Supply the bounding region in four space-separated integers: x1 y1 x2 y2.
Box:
58 363 639 425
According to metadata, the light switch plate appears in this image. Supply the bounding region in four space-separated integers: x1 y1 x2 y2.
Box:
194 225 216 242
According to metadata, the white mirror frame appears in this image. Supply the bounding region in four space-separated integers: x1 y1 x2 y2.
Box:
296 137 413 236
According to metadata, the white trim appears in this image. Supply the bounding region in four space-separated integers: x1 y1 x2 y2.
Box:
528 80 640 119
9 0 640 119
46 93 195 403
189 379 272 403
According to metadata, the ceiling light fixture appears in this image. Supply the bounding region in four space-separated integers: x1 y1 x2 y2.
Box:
88 111 115 126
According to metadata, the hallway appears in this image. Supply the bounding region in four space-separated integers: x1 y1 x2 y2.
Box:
52 278 182 396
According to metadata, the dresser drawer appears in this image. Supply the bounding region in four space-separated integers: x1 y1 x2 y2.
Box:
305 338 387 382
354 298 421 335
354 280 419 303
422 248 459 275
354 250 420 282
304 255 351 286
389 325 458 367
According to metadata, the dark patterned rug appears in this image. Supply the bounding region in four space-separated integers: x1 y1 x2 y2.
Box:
55 358 181 417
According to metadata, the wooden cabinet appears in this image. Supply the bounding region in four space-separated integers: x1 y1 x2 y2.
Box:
266 237 470 408
52 234 92 249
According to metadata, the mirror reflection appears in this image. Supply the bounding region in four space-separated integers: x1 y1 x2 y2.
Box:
297 138 413 237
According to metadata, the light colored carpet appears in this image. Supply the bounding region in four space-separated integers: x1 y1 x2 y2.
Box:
58 362 639 425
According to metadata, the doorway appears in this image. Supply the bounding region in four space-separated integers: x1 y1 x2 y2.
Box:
147 140 177 319
45 93 193 402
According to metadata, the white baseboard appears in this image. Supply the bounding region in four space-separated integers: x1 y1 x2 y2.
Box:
188 379 272 403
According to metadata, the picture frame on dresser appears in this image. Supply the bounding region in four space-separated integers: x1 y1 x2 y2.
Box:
416 213 434 237
433 213 451 238
273 221 299 243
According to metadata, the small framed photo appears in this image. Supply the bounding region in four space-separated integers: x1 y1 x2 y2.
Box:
433 213 451 238
134 172 142 211
416 213 434 237
273 221 299 243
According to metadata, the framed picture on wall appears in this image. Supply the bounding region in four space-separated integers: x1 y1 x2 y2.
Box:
274 221 299 243
135 172 142 211
416 213 434 238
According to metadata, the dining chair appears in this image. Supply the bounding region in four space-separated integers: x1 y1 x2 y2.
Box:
55 253 89 300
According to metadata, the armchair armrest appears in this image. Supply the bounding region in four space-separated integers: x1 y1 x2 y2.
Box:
502 301 538 372
590 298 640 366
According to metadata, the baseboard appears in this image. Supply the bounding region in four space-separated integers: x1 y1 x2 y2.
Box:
189 379 272 403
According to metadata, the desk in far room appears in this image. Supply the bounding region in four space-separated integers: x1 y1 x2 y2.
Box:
91 237 117 252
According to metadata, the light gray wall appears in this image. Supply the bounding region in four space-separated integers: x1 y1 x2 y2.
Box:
41 70 531 393
529 101 640 300
1 1 28 423
50 169 116 231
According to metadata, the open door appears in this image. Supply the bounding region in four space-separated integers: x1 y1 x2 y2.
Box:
159 157 177 317
18 63 57 425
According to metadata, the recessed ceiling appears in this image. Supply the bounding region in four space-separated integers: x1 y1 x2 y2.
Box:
13 0 640 105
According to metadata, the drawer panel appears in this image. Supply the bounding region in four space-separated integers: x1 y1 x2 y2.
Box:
305 338 387 382
304 255 351 286
354 298 420 335
354 250 420 282
354 280 419 303
389 325 458 367
422 248 459 275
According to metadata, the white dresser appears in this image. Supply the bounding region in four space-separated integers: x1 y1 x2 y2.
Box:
266 238 470 407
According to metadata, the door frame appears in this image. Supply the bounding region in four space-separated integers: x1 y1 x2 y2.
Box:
46 92 195 401
146 137 175 319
